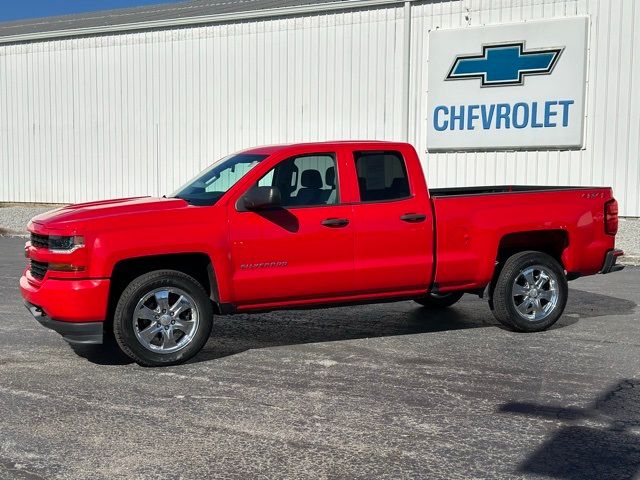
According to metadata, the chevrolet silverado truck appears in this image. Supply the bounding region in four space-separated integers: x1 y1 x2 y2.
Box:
20 141 624 366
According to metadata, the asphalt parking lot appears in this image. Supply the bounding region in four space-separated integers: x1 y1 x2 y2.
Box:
0 236 639 480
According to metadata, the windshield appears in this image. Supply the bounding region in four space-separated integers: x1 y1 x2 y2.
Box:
171 153 268 206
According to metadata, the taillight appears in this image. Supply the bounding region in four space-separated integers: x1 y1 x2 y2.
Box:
605 199 618 235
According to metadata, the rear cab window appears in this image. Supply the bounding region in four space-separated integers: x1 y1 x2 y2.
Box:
354 151 411 202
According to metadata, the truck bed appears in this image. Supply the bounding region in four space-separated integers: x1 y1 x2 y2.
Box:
430 185 615 292
430 185 598 197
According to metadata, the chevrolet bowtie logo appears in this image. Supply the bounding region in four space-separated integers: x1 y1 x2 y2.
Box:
446 42 563 87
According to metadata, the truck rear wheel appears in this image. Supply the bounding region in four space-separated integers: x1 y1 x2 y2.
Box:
113 270 213 367
414 291 464 308
490 251 567 332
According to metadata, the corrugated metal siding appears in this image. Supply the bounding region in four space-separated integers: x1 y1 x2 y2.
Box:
0 7 405 204
0 0 378 38
0 0 639 216
409 0 640 216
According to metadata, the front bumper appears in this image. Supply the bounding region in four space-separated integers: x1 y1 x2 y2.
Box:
20 273 110 322
601 249 625 274
20 273 109 344
25 302 103 344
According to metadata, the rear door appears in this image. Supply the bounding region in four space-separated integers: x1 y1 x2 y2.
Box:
349 148 434 293
227 149 355 306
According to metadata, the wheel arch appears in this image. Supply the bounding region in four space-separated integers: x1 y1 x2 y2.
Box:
106 253 220 329
496 229 569 270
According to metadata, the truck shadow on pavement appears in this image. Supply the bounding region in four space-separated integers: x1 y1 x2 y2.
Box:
499 379 640 480
71 288 636 365
191 288 635 363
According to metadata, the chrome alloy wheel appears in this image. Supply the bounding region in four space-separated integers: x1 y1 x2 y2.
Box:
511 265 560 322
132 287 200 354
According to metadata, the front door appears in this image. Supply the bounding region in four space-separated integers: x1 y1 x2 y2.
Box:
228 151 355 306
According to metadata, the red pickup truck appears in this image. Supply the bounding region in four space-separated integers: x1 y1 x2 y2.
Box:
20 141 623 366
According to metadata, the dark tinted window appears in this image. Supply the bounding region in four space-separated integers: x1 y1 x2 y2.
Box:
258 154 338 207
354 151 410 202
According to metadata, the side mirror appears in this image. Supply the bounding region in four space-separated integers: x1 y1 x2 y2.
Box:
242 186 281 210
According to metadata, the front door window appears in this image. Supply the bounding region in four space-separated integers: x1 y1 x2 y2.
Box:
258 154 338 207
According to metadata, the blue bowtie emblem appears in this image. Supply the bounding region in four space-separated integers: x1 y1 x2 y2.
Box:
446 42 563 87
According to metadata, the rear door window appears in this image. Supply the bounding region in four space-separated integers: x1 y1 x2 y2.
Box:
354 151 411 202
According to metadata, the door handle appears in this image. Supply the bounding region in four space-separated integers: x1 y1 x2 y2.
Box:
400 213 427 223
321 218 350 228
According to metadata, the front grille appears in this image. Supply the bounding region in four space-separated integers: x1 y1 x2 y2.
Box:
30 260 48 280
30 233 48 249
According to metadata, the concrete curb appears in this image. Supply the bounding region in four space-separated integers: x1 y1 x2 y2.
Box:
619 255 640 266
1 232 28 238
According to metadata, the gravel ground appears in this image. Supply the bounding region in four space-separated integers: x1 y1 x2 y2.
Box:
617 217 640 264
0 204 63 236
1 203 639 264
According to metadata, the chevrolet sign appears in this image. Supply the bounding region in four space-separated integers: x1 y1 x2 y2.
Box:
426 17 588 151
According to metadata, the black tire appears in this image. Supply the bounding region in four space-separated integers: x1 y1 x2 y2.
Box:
113 270 213 367
490 251 568 332
414 291 464 308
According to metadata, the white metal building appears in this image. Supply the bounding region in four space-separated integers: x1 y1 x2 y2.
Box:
0 0 639 216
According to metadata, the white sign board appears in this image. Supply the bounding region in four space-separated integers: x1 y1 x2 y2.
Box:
426 17 588 151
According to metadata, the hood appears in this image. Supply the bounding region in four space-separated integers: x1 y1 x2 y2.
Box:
31 196 190 232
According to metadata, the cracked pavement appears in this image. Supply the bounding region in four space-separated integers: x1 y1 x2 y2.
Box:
0 237 639 479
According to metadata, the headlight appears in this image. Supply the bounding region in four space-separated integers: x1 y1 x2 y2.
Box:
48 235 85 252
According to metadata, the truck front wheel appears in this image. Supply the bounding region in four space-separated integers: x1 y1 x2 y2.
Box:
113 270 213 367
490 251 568 332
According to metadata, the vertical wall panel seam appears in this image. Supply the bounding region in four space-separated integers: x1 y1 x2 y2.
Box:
1 53 6 200
401 1 412 140
588 0 599 185
612 1 624 208
599 2 611 189
622 0 636 211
